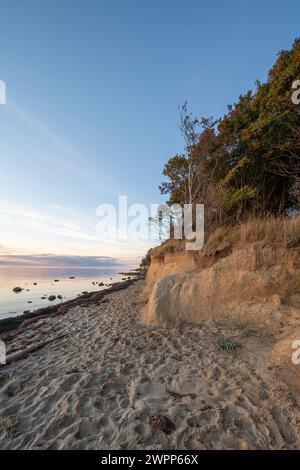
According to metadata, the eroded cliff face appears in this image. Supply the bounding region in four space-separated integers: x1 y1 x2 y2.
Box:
143 242 300 337
142 252 198 299
141 241 300 390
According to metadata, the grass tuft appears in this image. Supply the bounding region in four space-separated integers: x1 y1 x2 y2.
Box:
216 334 242 354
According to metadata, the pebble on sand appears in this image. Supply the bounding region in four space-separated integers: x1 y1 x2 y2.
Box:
13 287 23 293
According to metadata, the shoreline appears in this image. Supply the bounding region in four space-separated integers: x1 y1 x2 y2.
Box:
1 279 300 450
0 272 145 337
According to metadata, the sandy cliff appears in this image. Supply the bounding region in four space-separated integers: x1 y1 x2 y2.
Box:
142 240 300 389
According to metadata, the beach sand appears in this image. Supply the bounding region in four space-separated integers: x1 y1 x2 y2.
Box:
0 280 300 450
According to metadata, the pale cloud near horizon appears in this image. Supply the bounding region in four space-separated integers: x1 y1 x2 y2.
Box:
0 254 124 268
0 200 96 242
0 199 154 261
0 103 156 261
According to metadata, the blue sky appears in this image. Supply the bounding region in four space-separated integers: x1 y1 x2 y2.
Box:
0 0 299 262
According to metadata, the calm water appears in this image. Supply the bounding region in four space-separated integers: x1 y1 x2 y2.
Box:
0 266 135 320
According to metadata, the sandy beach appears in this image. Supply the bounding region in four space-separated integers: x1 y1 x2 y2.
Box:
0 279 300 450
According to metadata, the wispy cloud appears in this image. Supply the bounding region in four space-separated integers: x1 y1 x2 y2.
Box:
0 200 96 242
0 102 156 261
0 254 122 268
0 200 153 260
7 102 118 197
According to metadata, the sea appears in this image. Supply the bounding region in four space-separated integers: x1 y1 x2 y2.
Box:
0 265 135 320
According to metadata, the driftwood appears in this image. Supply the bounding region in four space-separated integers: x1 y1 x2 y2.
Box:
0 275 146 366
0 275 145 337
2 334 68 366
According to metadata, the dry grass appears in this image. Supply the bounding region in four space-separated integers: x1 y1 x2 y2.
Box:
147 214 300 262
240 214 300 246
204 225 240 252
216 334 242 354
206 213 300 253
150 238 185 260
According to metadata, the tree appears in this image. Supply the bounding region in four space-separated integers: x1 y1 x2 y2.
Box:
160 37 300 230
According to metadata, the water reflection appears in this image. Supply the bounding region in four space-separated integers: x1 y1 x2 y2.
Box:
0 266 133 319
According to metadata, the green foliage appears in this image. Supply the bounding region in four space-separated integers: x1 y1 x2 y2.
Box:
225 186 257 210
159 155 189 205
160 38 300 226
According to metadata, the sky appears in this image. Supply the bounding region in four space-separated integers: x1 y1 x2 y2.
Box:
0 0 299 264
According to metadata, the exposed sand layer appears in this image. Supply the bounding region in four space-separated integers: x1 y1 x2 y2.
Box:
144 242 300 337
0 281 300 450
